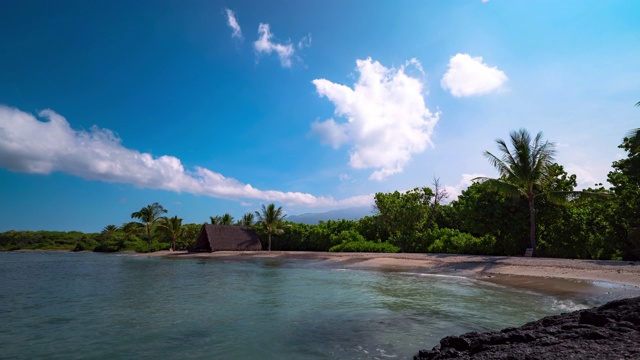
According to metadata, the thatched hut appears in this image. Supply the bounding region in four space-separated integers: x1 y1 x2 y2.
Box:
191 224 262 252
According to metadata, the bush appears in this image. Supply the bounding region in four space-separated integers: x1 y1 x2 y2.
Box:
73 237 98 251
426 227 496 255
134 241 171 253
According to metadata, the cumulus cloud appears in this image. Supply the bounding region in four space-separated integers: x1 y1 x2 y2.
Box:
444 173 486 200
0 105 372 208
565 164 601 189
441 53 507 97
254 23 295 67
311 58 439 180
225 8 243 40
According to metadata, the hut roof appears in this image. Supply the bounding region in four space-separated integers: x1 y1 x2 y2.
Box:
192 224 262 252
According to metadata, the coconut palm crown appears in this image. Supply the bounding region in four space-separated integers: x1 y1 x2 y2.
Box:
255 203 286 251
130 202 168 252
158 215 183 251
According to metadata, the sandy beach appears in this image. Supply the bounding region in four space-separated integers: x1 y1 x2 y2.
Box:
149 251 640 299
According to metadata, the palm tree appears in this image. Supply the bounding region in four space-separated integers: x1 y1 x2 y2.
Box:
221 213 234 225
255 203 286 251
210 215 221 225
101 224 119 240
158 216 183 251
131 202 168 252
474 129 584 256
240 212 255 227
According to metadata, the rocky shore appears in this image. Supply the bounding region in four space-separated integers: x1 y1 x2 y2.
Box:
415 296 640 360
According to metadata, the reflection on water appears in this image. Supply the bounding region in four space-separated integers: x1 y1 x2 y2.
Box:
0 252 633 360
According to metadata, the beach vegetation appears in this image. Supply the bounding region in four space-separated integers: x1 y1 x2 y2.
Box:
130 202 168 252
158 216 183 251
220 213 235 225
474 129 595 256
255 203 286 251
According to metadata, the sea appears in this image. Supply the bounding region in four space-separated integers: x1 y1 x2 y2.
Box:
0 251 634 359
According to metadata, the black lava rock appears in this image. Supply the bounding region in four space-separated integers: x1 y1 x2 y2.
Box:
415 296 640 360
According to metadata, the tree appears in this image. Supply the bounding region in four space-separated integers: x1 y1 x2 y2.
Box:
374 187 434 252
209 215 221 225
220 213 234 225
255 203 286 251
158 216 183 251
240 212 255 227
606 130 640 260
130 202 168 252
100 225 119 240
475 129 586 256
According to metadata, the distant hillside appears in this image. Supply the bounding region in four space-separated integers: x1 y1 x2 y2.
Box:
286 206 375 225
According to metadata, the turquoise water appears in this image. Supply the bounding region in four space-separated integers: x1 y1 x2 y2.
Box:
0 252 604 359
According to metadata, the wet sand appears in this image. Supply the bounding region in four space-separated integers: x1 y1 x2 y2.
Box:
150 251 640 301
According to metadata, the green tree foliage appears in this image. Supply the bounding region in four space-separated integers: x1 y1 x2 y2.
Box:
255 203 286 251
452 181 528 255
0 230 99 250
158 216 183 251
240 213 255 227
475 129 592 256
179 223 202 250
210 215 221 224
220 213 234 225
130 202 168 252
603 131 640 260
374 187 435 252
425 228 496 255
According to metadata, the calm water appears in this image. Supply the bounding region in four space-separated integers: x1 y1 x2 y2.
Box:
0 252 616 359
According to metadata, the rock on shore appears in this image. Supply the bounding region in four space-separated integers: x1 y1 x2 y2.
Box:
415 296 640 360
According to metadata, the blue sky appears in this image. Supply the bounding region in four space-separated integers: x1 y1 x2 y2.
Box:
1 0 638 232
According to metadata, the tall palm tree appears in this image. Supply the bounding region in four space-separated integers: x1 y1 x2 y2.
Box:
158 216 183 251
221 213 234 225
474 129 583 256
255 203 286 251
240 212 255 227
131 202 168 252
210 215 221 225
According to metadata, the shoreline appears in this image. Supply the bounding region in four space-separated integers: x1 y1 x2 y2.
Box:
149 251 640 301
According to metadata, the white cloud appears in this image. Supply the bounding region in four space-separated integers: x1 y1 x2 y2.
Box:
565 164 601 189
310 118 348 148
441 53 507 97
225 9 243 40
254 23 295 67
444 173 486 200
312 58 440 180
0 105 372 208
298 34 312 49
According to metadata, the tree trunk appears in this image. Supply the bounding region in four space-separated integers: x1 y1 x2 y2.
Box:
528 198 537 256
268 233 272 251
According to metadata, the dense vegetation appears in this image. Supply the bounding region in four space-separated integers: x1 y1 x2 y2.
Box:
2 127 639 260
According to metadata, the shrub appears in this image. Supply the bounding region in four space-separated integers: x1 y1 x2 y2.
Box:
426 227 496 255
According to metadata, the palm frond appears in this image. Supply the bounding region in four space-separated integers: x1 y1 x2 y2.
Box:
473 177 524 199
543 190 609 205
483 150 516 178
